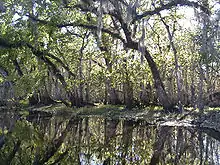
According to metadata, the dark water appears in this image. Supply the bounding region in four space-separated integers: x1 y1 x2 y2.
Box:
0 111 220 165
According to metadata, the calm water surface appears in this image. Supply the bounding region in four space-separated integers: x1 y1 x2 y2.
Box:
0 111 220 165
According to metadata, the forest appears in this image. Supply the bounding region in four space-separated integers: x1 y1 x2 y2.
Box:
0 0 219 112
0 0 220 164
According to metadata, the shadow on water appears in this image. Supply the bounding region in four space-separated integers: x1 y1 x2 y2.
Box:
0 111 220 165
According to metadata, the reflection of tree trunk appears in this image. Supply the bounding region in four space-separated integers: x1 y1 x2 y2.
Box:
149 126 171 165
76 118 83 165
198 130 204 165
33 117 79 165
0 113 18 152
3 140 21 165
104 119 119 145
205 135 209 163
103 119 119 165
121 120 134 165
174 128 184 165
203 128 220 142
84 117 89 138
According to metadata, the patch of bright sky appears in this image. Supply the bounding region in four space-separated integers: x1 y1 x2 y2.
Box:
178 7 197 30
160 2 220 30
12 5 28 23
11 0 51 23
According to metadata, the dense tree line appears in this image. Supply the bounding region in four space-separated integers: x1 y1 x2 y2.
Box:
0 0 219 111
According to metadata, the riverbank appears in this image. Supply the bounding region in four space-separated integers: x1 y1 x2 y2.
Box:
1 103 220 132
22 104 220 132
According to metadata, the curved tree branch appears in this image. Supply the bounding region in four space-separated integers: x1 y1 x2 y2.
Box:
0 38 76 79
58 23 126 43
134 0 210 22
26 14 126 44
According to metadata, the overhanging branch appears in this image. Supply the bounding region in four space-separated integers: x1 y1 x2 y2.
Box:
133 0 210 22
27 14 126 44
0 38 24 48
0 38 74 86
58 23 126 43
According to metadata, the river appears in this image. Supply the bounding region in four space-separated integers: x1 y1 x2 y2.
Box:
0 110 219 164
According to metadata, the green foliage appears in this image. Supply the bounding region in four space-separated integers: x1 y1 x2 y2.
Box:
0 76 3 83
0 0 219 108
0 119 43 164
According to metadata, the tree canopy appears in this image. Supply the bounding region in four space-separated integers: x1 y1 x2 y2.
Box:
0 0 219 111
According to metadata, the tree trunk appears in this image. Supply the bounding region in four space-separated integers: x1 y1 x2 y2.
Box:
105 58 120 105
105 79 120 105
125 41 172 110
85 59 91 103
109 88 120 104
78 56 84 105
29 82 56 106
197 66 204 113
183 68 190 105
166 71 175 104
139 54 150 106
0 67 14 106
160 15 183 112
139 82 151 106
143 50 172 110
123 80 133 109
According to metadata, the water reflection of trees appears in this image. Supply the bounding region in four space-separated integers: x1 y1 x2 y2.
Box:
0 114 219 164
